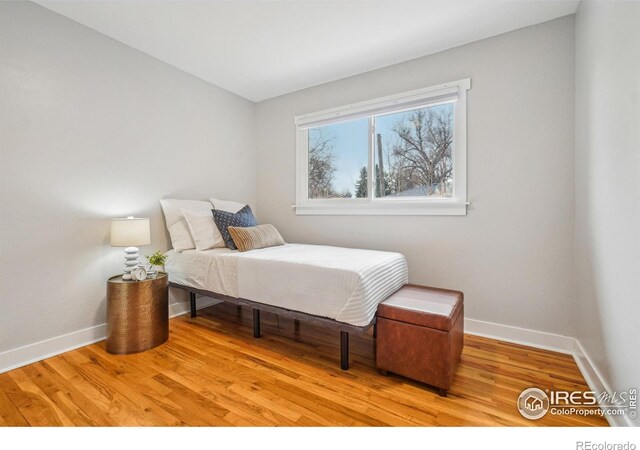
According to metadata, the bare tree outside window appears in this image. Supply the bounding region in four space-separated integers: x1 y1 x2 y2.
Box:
376 103 454 198
308 129 337 198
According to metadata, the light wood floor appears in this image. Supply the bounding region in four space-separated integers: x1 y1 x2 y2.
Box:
0 303 607 426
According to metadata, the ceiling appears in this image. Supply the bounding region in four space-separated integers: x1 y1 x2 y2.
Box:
36 1 579 102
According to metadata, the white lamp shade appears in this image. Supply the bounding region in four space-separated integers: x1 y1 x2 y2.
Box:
110 217 151 247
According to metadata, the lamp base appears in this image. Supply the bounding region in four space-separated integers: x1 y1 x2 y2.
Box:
123 246 140 279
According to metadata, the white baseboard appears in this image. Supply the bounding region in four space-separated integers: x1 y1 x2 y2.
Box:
0 296 222 374
573 339 633 427
0 323 107 375
168 296 222 318
465 318 576 354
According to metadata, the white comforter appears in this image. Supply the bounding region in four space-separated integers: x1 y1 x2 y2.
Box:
166 243 408 326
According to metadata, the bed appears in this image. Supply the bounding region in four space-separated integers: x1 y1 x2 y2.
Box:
166 243 408 369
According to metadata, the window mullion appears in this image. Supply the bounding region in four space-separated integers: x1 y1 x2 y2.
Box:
303 129 309 201
368 116 375 201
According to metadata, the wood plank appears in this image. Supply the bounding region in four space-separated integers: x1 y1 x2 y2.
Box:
0 380 29 426
21 364 95 427
2 370 68 426
151 373 232 426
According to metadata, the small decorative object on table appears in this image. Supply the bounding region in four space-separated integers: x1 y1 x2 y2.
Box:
146 250 167 279
131 266 148 281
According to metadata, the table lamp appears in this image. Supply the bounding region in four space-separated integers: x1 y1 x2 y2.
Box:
111 217 151 280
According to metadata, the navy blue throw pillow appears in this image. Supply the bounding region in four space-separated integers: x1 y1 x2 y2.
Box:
211 205 257 250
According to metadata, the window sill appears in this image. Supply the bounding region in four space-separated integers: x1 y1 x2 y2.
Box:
293 201 468 216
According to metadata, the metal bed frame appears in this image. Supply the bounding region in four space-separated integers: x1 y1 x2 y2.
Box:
169 282 376 370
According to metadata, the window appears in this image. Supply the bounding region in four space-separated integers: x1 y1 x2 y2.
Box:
295 79 470 215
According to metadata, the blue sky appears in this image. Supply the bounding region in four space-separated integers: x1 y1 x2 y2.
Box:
314 118 369 195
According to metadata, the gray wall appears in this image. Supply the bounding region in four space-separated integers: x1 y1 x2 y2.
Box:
0 1 256 352
574 1 640 425
255 17 576 336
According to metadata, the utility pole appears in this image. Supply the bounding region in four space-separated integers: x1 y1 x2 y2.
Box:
377 133 385 197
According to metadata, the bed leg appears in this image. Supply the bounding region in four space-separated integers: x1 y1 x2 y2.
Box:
340 331 349 371
253 309 261 338
189 292 197 318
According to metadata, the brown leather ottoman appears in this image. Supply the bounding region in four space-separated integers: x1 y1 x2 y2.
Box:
376 284 464 397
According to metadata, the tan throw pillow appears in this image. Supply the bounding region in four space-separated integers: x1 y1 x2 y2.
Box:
227 224 285 252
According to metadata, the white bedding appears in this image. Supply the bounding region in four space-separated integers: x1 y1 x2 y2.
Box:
166 244 408 327
166 247 240 297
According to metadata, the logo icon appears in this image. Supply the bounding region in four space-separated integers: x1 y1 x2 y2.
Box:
518 388 550 420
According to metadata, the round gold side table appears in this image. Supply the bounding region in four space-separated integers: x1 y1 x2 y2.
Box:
106 273 169 355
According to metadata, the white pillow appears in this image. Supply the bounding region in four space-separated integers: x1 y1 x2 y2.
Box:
182 208 224 250
159 199 212 252
209 198 245 214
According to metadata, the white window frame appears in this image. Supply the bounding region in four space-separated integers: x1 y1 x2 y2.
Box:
294 78 470 216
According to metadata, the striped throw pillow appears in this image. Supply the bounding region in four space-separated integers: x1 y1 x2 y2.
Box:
227 224 285 252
